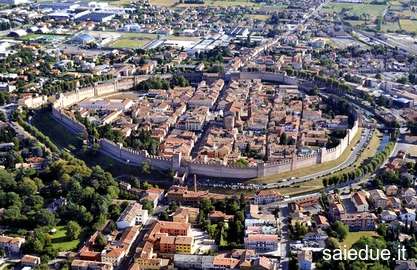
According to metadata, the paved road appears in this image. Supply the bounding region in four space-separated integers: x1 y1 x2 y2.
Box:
266 127 371 189
239 0 330 68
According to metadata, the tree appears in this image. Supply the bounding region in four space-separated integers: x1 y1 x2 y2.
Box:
66 221 82 240
142 199 154 214
407 120 417 136
160 210 169 221
141 161 151 175
280 133 289 145
332 221 349 241
35 209 57 228
95 232 107 250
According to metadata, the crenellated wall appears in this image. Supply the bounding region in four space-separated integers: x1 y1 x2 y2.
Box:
186 160 259 179
53 77 138 109
99 138 174 170
52 107 86 134
49 73 361 179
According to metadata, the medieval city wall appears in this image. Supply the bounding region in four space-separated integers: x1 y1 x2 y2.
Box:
99 138 173 170
186 161 259 179
48 73 361 179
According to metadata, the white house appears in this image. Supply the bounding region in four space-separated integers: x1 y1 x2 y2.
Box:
0 82 15 92
0 235 25 254
244 234 278 253
254 190 283 205
381 210 397 222
116 202 148 230
298 250 313 270
352 192 369 212
400 208 416 222
403 188 416 198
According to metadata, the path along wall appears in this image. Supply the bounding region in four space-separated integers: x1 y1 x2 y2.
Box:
49 73 360 179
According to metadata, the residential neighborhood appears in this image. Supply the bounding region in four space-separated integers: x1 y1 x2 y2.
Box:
0 0 417 269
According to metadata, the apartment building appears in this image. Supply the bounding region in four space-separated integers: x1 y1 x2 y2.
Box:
244 234 279 253
340 212 377 231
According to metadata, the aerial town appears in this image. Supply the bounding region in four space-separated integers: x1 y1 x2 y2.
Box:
0 0 417 269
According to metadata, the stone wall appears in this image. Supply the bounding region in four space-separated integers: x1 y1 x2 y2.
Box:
51 107 86 134
99 138 174 170
50 73 361 179
186 161 259 179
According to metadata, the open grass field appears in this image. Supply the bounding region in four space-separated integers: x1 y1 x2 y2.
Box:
340 231 378 249
248 14 270 21
109 32 158 49
50 226 81 251
323 2 387 18
400 19 417 33
382 21 401 32
109 38 150 48
355 129 381 164
17 34 66 43
32 110 82 152
150 0 178 6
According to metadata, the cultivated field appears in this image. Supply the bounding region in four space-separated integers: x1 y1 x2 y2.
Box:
150 0 178 6
323 2 387 18
177 0 260 8
400 19 417 33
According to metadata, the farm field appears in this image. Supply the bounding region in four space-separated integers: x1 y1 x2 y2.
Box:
150 0 178 6
323 2 387 18
382 21 401 32
400 19 417 33
177 0 260 7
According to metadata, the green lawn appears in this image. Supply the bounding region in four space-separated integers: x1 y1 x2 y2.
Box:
340 231 378 249
108 33 159 49
50 226 81 251
32 110 83 152
109 38 150 49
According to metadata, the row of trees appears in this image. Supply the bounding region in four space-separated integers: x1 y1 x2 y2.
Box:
42 74 114 96
322 140 396 188
135 75 189 91
126 129 160 156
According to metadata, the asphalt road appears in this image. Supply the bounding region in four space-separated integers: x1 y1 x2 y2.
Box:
267 127 371 189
